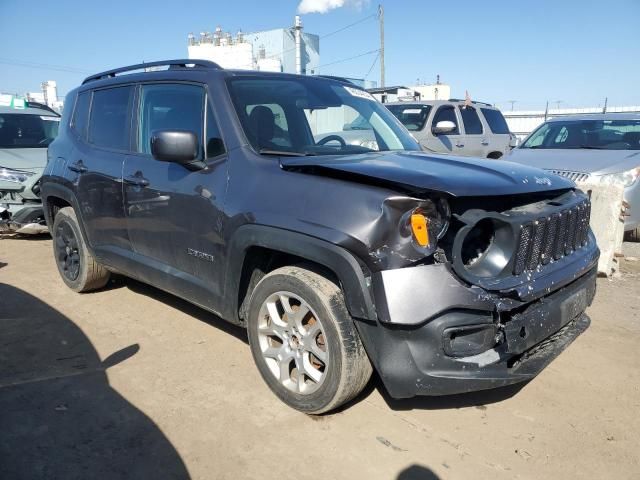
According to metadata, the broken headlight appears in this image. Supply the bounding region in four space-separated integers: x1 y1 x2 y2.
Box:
595 166 640 188
0 167 34 184
369 197 450 269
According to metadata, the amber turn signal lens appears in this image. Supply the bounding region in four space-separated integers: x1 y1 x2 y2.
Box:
410 213 430 247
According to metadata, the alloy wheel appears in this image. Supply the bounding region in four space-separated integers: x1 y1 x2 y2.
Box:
257 291 328 394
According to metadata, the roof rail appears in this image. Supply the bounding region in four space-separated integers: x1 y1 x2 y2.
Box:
82 59 222 85
448 98 493 107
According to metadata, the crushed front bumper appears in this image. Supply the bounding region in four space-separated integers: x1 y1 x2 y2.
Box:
357 265 597 399
0 203 48 234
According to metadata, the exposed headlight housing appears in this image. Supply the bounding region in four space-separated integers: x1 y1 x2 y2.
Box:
0 167 34 184
595 167 640 188
368 197 450 270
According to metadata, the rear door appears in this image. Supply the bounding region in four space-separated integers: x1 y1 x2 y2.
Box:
69 86 133 256
480 107 511 157
458 105 486 157
122 82 228 307
421 104 464 154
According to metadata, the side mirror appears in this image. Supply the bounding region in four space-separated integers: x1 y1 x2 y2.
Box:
509 135 520 148
432 120 457 135
151 130 203 169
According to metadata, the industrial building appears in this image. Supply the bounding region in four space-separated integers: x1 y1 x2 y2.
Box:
1 80 63 112
369 77 451 103
187 16 319 74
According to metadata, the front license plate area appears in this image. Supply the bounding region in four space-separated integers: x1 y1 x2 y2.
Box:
505 282 590 355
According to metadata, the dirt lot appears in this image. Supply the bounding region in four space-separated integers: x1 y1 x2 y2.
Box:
1 236 639 480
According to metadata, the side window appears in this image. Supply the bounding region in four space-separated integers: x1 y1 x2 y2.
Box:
458 106 483 134
245 103 291 148
206 100 226 158
137 83 204 156
89 86 133 150
432 106 459 134
481 108 510 134
71 91 91 140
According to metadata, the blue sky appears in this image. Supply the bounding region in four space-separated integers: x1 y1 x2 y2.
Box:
0 0 638 110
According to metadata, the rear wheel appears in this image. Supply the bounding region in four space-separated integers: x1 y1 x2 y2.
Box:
52 207 110 292
247 266 372 414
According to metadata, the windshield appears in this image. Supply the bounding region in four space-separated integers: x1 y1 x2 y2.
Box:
0 113 60 148
522 119 640 150
227 77 420 156
386 104 432 131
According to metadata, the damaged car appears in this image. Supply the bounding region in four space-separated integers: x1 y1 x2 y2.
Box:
0 98 60 234
41 60 599 413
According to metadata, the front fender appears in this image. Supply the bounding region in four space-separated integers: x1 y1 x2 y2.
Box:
224 224 377 322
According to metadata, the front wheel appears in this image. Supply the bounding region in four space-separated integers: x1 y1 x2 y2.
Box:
247 266 372 414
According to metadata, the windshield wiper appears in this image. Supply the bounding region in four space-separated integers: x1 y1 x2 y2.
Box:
258 149 311 157
578 145 608 149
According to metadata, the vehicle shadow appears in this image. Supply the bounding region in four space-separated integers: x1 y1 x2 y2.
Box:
397 464 441 480
373 374 527 411
123 276 248 344
0 283 190 479
336 371 526 414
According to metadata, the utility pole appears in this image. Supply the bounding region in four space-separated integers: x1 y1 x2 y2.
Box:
544 101 549 121
603 97 608 114
379 4 385 88
508 100 516 111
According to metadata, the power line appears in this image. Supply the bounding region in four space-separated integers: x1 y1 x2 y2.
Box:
262 13 377 61
364 52 380 79
0 58 92 75
321 14 376 40
311 48 380 71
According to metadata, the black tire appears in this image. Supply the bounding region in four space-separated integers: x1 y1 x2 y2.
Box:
625 227 640 242
52 207 110 292
247 266 372 414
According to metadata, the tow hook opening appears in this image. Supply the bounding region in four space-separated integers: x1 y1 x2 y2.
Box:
442 324 499 357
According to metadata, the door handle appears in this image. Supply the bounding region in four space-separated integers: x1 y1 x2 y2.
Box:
481 140 490 146
455 142 465 148
124 173 150 187
68 160 88 173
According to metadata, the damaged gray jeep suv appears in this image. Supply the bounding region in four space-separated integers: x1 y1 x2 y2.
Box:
41 60 599 413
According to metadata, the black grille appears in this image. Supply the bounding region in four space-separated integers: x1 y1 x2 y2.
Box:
513 199 591 275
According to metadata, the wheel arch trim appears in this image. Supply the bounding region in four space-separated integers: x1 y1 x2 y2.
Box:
225 224 377 322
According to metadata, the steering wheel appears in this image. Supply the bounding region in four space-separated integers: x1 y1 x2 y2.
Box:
317 135 347 147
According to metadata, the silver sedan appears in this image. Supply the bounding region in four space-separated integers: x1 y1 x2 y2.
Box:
507 113 640 240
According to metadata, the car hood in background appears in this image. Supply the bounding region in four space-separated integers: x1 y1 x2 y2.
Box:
0 148 48 172
507 148 640 176
280 151 574 197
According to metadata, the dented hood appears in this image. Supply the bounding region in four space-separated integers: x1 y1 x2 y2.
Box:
280 151 574 197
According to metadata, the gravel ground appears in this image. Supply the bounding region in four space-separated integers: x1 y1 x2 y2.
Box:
1 236 639 480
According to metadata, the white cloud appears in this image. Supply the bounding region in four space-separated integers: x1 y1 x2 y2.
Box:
297 0 369 15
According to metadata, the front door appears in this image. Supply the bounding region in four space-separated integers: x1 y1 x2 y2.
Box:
122 82 228 309
421 104 464 155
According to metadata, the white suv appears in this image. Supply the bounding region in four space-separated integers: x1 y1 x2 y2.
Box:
386 100 515 159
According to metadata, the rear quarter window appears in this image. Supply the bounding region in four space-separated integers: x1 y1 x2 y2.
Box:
71 91 90 140
481 108 510 134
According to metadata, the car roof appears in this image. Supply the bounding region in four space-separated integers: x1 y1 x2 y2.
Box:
545 113 640 122
385 100 497 109
0 105 59 116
